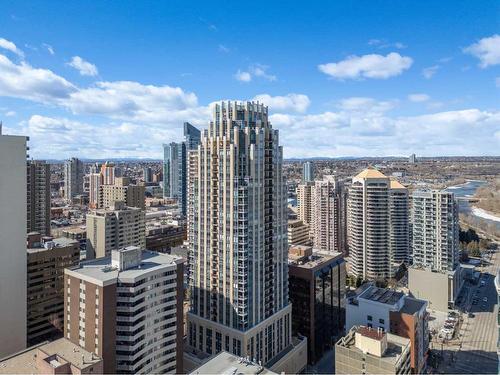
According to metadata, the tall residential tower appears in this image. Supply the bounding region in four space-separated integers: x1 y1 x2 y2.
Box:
64 157 84 201
187 102 292 365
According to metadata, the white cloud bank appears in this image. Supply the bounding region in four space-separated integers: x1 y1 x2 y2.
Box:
464 34 500 68
0 37 24 57
253 94 310 113
318 52 413 80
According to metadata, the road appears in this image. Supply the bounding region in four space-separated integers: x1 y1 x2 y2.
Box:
437 249 499 374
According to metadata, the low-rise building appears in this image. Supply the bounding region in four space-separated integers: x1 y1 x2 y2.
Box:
335 326 411 374
146 221 186 252
189 351 277 375
0 338 102 374
27 233 80 346
346 285 429 373
288 246 346 364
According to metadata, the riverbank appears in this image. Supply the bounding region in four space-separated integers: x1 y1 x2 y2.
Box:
471 207 500 223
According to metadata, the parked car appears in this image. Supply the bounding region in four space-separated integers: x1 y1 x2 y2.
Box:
483 297 488 302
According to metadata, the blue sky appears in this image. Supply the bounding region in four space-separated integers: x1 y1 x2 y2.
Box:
0 1 499 158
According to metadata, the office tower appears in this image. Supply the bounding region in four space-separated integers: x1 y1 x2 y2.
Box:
347 168 408 280
86 201 145 259
64 247 184 374
287 220 310 246
313 175 340 253
335 326 411 375
0 338 103 374
27 160 51 236
163 142 181 199
411 190 459 272
98 177 145 209
346 285 429 374
409 153 417 164
64 157 84 201
26 233 80 345
163 123 200 215
302 161 314 183
187 102 293 366
288 246 346 364
143 166 152 182
184 121 201 151
390 179 410 265
297 181 314 227
0 130 27 358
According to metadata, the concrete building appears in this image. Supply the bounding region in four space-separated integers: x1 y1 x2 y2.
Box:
287 219 311 246
0 338 103 374
64 247 184 374
335 325 411 374
0 131 28 358
313 175 340 253
100 161 115 185
297 181 314 228
409 153 417 164
346 285 429 373
27 160 51 236
408 190 461 312
145 221 186 253
302 161 314 183
142 166 152 183
27 233 80 346
187 101 304 370
64 158 84 201
85 201 145 259
347 168 409 280
288 246 346 364
98 177 145 210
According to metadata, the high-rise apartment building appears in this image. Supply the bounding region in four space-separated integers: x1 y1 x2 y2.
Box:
313 175 340 253
347 168 408 280
27 160 51 236
86 201 145 259
297 181 314 228
100 161 115 185
163 122 201 216
411 190 459 272
288 220 310 246
27 233 80 345
143 166 152 183
302 161 314 183
0 131 28 358
98 176 145 210
64 246 184 374
187 102 293 366
64 157 84 201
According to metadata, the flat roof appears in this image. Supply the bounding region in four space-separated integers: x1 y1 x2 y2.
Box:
400 297 427 315
0 338 100 373
27 237 79 253
190 351 277 375
288 250 343 269
66 250 181 285
360 286 404 305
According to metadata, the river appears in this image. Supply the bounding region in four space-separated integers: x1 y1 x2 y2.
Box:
445 180 500 229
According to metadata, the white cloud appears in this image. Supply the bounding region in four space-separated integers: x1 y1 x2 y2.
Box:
464 34 500 68
234 64 277 82
42 43 55 55
67 56 98 76
368 39 406 49
337 97 396 113
408 93 430 102
253 93 310 113
234 70 252 82
422 65 439 79
0 37 24 58
318 52 413 80
218 44 230 53
5 110 16 117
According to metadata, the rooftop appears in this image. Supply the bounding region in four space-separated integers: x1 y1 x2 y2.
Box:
400 296 427 315
65 248 182 285
390 178 406 190
27 237 79 253
189 351 277 375
0 338 101 373
355 167 387 179
359 286 404 305
289 250 343 270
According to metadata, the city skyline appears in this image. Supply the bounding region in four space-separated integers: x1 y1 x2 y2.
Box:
0 1 499 159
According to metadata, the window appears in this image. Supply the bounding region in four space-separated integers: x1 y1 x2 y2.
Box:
379 318 385 325
367 315 373 321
